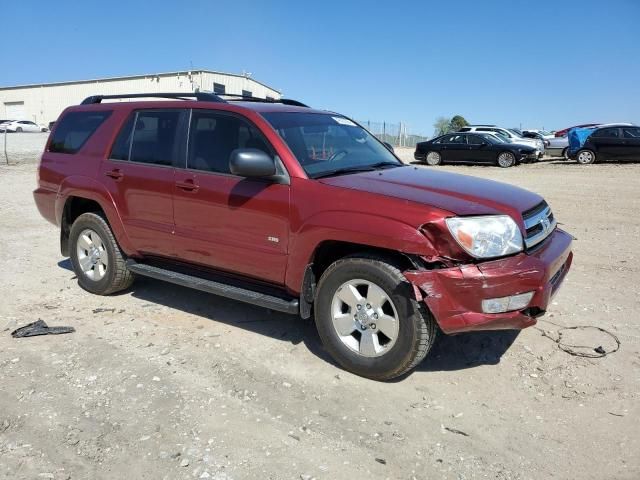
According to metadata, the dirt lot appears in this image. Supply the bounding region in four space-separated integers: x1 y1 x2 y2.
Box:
1 138 639 480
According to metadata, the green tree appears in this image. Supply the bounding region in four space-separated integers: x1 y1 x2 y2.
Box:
449 115 470 132
433 116 451 136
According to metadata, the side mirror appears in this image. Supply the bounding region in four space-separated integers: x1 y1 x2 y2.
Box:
383 141 394 152
229 149 276 178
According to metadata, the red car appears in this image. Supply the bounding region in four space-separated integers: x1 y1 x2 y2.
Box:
554 123 601 137
34 92 573 380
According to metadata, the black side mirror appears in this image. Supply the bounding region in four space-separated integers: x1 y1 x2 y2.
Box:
229 149 276 178
383 141 394 152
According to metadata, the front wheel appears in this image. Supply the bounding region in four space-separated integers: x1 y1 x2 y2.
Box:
425 151 442 166
69 212 135 295
497 151 516 168
16 127 23 133
314 256 437 380
576 149 596 164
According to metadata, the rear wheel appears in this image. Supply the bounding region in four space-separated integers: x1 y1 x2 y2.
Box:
314 255 437 380
576 149 596 164
497 151 516 168
69 212 135 295
16 127 23 133
562 147 570 160
425 151 442 166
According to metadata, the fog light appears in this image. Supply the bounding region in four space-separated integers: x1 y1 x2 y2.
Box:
482 292 535 314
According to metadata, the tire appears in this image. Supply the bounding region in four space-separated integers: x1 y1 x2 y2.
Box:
69 212 135 295
41 128 48 132
314 255 437 380
425 151 442 166
562 147 569 160
16 127 23 133
576 149 596 164
497 151 516 168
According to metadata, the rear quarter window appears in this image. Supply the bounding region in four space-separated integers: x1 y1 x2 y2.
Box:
49 111 111 154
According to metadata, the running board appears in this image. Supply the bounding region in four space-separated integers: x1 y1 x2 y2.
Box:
126 260 299 315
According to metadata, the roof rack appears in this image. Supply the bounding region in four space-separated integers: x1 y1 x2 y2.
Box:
80 91 309 108
217 93 309 108
80 91 224 104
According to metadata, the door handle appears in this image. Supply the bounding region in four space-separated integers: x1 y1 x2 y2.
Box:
175 179 199 192
105 168 124 180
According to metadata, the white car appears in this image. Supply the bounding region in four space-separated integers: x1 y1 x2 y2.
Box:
458 125 545 158
0 120 48 133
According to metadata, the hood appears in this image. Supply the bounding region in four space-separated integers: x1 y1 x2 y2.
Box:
319 166 543 222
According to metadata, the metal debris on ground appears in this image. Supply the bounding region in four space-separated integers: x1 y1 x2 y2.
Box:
537 322 620 358
11 319 75 338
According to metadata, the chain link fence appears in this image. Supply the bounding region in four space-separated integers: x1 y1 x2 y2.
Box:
357 120 430 148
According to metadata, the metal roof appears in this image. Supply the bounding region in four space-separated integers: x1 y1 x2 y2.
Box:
0 69 280 93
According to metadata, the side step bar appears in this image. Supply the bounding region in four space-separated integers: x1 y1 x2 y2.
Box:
126 260 299 315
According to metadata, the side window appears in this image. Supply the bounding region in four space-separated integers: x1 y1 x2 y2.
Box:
188 110 273 174
129 110 184 166
449 134 466 144
622 127 640 138
49 111 112 154
593 128 619 138
458 127 470 132
477 128 491 132
467 134 484 145
109 114 136 160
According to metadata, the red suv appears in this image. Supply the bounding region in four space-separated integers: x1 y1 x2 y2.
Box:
34 92 573 380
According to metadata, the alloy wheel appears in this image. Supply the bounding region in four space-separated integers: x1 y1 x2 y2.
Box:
76 228 109 281
330 279 399 357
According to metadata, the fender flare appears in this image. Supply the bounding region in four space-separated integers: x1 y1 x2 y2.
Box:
285 210 439 293
56 175 137 256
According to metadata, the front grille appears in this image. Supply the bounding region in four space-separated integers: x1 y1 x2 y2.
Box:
522 200 556 249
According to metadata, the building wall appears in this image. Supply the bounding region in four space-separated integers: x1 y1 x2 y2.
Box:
0 71 281 125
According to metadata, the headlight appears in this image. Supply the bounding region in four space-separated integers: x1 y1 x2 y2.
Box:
445 215 523 258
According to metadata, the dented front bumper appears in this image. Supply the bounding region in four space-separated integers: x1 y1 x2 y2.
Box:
405 228 573 334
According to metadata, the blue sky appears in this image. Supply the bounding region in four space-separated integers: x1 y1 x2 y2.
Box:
2 0 639 135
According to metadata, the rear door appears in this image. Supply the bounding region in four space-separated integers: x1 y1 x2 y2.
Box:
100 109 187 257
443 133 468 162
172 109 290 284
621 126 640 161
590 127 624 160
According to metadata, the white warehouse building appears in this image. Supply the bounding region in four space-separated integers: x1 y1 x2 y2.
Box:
0 69 281 125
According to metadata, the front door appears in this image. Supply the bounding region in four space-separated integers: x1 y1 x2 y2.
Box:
465 134 494 163
621 126 640 161
172 109 290 285
100 109 187 257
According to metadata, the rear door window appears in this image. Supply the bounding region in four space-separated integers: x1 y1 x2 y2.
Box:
129 110 186 166
109 115 136 160
48 111 111 154
593 128 620 138
467 134 485 145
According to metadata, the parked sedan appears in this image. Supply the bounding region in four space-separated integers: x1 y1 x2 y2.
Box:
545 136 570 158
0 120 48 132
569 125 640 164
415 132 538 167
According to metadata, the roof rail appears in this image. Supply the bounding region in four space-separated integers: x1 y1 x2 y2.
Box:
80 91 224 105
217 93 309 108
79 91 310 108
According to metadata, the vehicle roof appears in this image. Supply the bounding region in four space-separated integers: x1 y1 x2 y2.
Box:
68 99 332 116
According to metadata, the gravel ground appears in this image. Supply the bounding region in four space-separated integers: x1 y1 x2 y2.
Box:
0 139 639 480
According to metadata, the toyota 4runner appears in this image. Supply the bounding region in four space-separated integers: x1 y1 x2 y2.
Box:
34 92 573 380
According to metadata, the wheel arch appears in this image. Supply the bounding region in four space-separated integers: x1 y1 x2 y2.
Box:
57 176 135 257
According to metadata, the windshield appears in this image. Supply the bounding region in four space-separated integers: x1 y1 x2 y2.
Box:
262 112 402 178
508 128 524 137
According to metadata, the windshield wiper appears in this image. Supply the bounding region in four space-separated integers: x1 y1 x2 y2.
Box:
312 161 402 179
312 166 377 179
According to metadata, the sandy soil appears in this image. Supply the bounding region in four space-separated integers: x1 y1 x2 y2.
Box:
0 142 639 480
